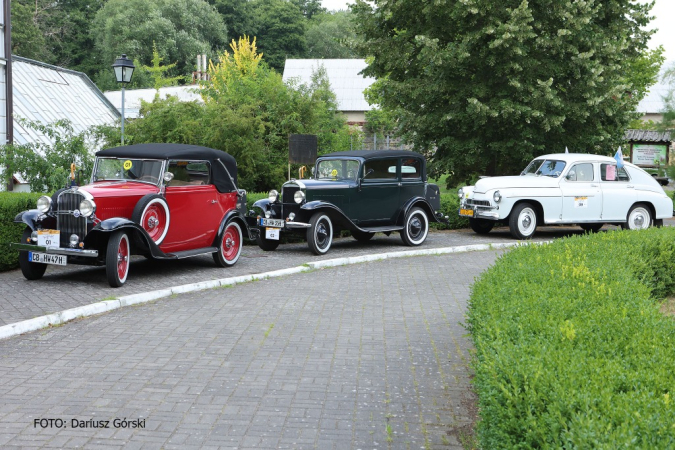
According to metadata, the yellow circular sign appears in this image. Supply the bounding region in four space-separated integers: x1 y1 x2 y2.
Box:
331 169 338 177
123 160 132 170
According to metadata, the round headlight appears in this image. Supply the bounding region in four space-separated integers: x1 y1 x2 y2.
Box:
268 189 279 203
294 190 305 204
37 196 52 213
79 199 96 217
493 190 502 203
457 188 464 199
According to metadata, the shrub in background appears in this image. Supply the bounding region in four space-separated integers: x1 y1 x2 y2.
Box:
0 193 44 271
468 228 675 448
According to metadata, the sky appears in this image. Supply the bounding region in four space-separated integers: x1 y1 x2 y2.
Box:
322 0 674 63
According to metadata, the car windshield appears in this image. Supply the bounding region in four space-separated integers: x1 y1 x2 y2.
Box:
316 159 360 181
93 158 163 185
521 159 566 177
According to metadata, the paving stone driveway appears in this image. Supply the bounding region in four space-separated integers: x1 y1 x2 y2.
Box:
1 225 594 327
0 250 503 449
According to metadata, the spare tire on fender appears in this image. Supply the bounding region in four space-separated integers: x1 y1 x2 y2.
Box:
131 194 170 245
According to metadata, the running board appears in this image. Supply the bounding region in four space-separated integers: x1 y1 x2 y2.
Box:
358 225 403 233
168 247 218 259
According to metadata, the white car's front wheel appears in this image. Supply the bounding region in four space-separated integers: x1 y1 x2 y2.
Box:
509 203 537 240
623 204 652 230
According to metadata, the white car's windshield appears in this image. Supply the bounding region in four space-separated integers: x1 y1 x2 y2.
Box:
521 159 566 178
94 158 163 185
316 159 360 181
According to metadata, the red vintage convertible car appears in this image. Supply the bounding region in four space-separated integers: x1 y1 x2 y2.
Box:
10 144 251 286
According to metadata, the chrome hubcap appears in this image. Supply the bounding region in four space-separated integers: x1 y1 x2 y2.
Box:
225 238 234 249
147 217 159 229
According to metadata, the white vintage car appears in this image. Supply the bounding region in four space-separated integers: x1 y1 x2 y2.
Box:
458 153 673 239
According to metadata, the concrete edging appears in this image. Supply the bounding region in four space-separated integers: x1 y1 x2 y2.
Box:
0 241 542 341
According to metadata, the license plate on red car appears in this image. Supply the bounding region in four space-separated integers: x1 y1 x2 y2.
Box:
459 208 474 217
28 252 66 266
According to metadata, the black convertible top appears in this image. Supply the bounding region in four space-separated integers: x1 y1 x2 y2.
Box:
96 144 238 193
322 150 423 160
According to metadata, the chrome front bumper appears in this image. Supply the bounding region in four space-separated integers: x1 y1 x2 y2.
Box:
10 243 99 258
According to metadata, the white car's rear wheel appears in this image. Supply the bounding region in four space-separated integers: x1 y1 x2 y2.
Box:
623 204 651 230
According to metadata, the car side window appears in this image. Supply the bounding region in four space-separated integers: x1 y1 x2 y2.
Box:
363 158 398 180
401 158 422 180
566 163 594 182
601 164 630 182
167 160 210 186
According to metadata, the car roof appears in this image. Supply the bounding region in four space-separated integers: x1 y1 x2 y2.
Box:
536 153 621 163
96 143 238 193
320 150 424 160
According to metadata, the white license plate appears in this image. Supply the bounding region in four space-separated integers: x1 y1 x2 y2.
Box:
259 218 284 228
265 228 280 240
37 230 60 247
29 252 66 266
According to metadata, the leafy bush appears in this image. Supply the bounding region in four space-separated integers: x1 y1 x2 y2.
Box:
0 192 44 271
431 193 469 230
468 228 675 448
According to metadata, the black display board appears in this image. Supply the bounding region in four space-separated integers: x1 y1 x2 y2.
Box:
289 134 318 164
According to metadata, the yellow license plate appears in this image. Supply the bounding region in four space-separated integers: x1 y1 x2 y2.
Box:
459 208 474 217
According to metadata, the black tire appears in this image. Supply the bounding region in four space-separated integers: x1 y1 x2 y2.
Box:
18 228 47 281
580 223 604 233
622 204 651 230
469 218 494 235
213 222 243 267
509 203 537 240
307 213 333 255
131 194 170 245
256 232 280 251
106 231 131 287
351 230 375 242
400 207 429 246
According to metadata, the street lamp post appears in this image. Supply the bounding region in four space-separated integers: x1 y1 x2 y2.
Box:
112 54 135 145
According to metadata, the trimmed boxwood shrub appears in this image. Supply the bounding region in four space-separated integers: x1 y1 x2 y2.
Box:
0 192 45 271
468 228 675 448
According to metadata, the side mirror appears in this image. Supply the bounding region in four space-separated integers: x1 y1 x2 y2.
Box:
363 168 374 179
565 171 576 181
163 172 174 183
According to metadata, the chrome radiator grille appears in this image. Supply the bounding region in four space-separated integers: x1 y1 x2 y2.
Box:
467 199 491 207
282 186 300 203
56 190 87 247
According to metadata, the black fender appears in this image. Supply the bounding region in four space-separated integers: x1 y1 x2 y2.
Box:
86 218 167 258
252 198 271 211
13 210 56 230
251 198 282 221
300 201 358 230
396 197 441 226
212 210 252 246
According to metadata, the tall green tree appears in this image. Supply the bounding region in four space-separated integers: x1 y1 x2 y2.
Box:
207 0 256 43
9 1 47 60
250 0 306 72
305 11 359 59
352 0 663 184
91 0 228 90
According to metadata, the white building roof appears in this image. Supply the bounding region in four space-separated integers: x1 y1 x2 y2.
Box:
282 59 375 112
104 86 203 119
12 56 120 146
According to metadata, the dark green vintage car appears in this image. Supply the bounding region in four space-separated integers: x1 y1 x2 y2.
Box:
247 150 444 255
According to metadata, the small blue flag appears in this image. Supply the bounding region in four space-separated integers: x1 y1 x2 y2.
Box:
614 146 624 168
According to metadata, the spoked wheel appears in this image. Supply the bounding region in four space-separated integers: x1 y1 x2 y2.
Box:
509 203 537 240
580 223 604 233
351 230 375 242
307 213 333 255
214 222 243 267
622 204 651 230
18 228 47 281
400 207 429 246
132 195 170 245
469 218 494 235
106 231 130 287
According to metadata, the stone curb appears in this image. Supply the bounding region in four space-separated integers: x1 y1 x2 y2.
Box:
0 241 544 341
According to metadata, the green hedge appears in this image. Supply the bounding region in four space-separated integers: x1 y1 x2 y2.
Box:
0 192 44 271
468 228 675 448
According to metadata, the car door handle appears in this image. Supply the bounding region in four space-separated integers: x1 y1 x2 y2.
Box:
398 182 402 187
590 184 598 187
627 185 634 189
211 200 217 204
